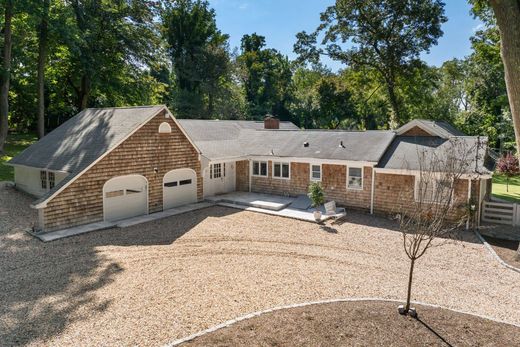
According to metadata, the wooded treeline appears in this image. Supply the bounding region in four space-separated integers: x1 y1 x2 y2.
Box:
0 0 516 152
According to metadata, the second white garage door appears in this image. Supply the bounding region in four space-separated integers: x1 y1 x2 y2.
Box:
163 169 197 210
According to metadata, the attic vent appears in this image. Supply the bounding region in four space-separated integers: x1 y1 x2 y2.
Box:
339 140 345 148
303 142 309 147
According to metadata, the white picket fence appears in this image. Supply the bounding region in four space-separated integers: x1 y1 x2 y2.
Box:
482 201 520 226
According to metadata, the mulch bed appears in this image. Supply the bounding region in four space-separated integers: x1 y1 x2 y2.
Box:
182 301 520 347
483 235 520 269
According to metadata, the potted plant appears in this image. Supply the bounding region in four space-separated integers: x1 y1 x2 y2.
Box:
308 182 325 221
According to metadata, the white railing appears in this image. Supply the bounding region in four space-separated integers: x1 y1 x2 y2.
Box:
482 201 520 226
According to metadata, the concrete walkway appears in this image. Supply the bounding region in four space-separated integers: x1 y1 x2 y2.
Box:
35 202 214 242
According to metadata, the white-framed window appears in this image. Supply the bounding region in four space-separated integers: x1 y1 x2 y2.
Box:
273 162 290 179
211 163 222 179
40 170 47 189
347 167 363 190
48 172 55 189
414 176 454 204
310 164 321 181
252 161 268 177
158 122 172 133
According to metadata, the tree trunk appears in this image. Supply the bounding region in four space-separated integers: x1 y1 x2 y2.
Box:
405 257 415 312
79 75 90 110
490 0 520 156
386 81 400 129
0 0 13 154
37 0 50 139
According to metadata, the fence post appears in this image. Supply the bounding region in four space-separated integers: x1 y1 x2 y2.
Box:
513 202 518 227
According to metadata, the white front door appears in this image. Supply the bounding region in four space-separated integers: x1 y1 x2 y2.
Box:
103 175 148 222
203 162 236 197
163 168 197 210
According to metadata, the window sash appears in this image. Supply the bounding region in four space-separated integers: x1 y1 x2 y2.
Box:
213 163 222 178
311 165 321 180
273 162 290 179
347 167 363 189
252 161 267 177
48 172 55 189
40 171 47 189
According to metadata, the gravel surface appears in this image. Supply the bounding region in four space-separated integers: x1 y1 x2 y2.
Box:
1 186 520 346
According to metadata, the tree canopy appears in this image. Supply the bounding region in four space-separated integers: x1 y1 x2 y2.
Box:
0 0 517 155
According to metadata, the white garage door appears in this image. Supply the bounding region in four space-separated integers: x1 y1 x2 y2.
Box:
103 175 148 222
163 169 197 210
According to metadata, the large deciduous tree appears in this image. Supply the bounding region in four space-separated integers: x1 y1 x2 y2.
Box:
294 0 447 128
65 0 160 111
162 0 231 118
238 33 293 120
0 0 13 153
487 1 520 155
36 0 50 138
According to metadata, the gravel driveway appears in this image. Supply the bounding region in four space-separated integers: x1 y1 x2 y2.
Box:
1 186 519 346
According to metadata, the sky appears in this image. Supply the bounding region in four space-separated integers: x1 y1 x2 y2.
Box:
208 0 483 71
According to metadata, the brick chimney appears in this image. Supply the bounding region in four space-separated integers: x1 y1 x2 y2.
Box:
264 115 280 129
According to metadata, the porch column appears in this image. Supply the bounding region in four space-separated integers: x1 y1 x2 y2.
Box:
248 159 252 193
466 179 472 230
370 168 376 214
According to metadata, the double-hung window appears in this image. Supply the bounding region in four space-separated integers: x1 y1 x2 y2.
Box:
40 170 47 189
273 162 290 179
40 170 56 190
310 164 321 181
347 167 363 190
252 161 268 177
211 163 222 179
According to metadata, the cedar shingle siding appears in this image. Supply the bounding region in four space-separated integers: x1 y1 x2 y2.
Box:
41 112 201 231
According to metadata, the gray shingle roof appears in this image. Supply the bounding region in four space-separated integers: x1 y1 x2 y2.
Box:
177 119 395 162
377 136 492 174
9 106 164 172
10 106 165 206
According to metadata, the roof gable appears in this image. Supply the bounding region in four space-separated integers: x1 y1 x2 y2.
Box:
396 119 465 138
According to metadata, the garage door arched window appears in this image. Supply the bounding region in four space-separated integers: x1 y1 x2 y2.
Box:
159 122 172 133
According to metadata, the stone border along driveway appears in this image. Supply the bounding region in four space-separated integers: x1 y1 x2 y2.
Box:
165 297 520 346
475 230 520 273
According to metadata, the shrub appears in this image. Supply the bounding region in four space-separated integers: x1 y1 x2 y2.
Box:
308 182 325 207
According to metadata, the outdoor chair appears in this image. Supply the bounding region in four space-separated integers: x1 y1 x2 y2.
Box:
324 201 346 219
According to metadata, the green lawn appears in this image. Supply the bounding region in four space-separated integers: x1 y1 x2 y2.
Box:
492 174 520 203
0 133 37 181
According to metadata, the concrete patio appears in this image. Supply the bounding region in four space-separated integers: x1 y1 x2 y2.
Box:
207 191 336 223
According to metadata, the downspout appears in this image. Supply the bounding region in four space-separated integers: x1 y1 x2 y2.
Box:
370 168 376 214
466 179 472 230
477 178 483 229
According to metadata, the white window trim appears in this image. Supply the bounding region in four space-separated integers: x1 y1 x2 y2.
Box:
414 175 455 205
272 161 291 180
252 160 268 177
347 166 364 190
310 164 322 182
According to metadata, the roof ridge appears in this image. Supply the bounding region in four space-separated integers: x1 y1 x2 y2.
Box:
85 105 164 110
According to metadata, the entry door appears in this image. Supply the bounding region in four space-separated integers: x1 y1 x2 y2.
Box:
163 169 197 210
210 162 235 195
